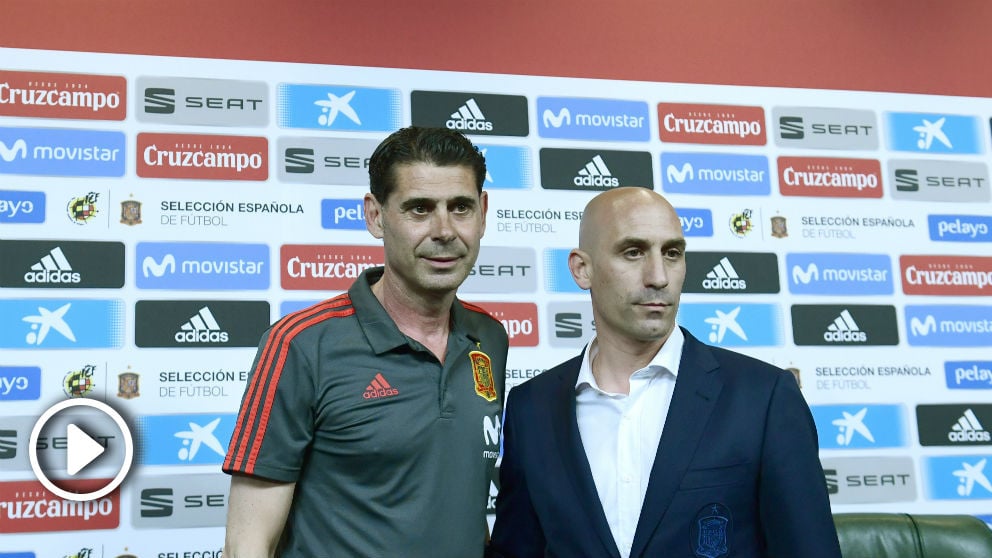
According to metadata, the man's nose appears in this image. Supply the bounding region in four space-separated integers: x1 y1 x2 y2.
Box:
644 253 669 288
430 210 456 241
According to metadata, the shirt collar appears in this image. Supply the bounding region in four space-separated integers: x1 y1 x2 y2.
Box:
351 266 476 355
575 326 685 393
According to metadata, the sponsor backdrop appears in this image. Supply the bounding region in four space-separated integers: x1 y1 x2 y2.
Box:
1 44 991 556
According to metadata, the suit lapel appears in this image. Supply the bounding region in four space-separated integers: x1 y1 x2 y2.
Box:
629 330 724 558
548 355 622 558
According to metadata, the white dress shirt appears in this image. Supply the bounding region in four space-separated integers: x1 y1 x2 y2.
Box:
575 327 684 558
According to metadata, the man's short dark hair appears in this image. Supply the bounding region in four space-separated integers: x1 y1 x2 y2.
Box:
368 126 487 204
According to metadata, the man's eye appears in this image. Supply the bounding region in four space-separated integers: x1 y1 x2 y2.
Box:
623 248 643 258
411 205 429 214
665 248 684 259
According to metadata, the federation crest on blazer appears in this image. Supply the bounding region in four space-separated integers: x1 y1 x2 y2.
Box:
692 503 732 558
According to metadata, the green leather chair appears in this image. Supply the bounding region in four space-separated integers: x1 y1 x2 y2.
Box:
834 513 992 558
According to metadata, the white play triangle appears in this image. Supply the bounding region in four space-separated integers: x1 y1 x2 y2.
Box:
66 423 105 475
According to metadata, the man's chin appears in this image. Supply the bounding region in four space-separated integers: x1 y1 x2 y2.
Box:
632 322 674 342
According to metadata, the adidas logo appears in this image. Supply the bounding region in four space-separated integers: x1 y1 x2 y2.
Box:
24 246 80 284
823 309 867 343
174 306 229 343
445 98 493 132
949 409 991 443
573 155 618 187
363 372 398 399
702 257 746 290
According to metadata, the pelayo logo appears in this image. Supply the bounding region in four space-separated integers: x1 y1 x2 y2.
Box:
928 214 992 243
945 361 992 390
0 189 45 224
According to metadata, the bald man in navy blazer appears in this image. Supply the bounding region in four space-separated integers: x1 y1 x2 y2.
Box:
490 188 840 558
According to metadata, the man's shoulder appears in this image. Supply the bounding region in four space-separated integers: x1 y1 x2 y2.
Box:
513 353 582 396
457 299 510 339
271 294 359 339
684 330 785 383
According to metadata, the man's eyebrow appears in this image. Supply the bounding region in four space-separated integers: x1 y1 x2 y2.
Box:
610 236 686 251
664 238 687 251
397 197 434 210
611 236 650 251
397 195 477 210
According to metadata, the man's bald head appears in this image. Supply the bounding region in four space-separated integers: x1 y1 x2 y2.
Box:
578 187 681 251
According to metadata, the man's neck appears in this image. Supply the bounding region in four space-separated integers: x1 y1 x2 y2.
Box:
371 272 454 362
590 331 668 395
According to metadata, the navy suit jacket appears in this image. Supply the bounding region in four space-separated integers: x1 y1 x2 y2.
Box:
490 328 841 558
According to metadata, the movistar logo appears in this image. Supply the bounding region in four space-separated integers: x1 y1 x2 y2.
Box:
911 315 938 336
793 263 819 284
666 162 693 183
143 255 177 278
543 108 570 128
0 139 27 162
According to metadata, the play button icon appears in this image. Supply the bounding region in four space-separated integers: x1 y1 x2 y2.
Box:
29 398 134 501
66 423 107 475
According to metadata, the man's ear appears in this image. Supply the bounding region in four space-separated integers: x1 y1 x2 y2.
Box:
479 190 488 238
567 249 592 291
364 193 384 239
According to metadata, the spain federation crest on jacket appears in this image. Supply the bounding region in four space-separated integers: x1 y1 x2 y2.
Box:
469 350 496 402
692 503 732 558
